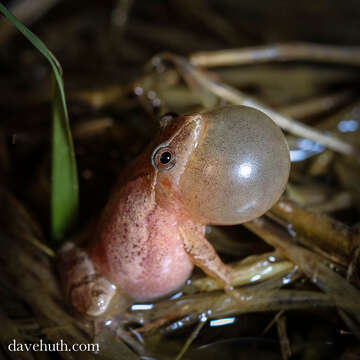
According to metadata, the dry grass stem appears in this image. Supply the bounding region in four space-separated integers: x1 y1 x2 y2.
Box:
157 53 358 157
190 43 360 68
270 197 359 260
192 252 294 292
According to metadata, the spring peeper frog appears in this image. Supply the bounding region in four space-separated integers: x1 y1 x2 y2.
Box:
58 105 290 317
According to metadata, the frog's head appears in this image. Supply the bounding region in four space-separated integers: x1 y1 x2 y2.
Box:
151 105 290 225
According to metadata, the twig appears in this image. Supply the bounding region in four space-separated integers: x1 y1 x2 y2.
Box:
192 252 294 292
277 315 292 360
270 197 358 260
262 310 285 335
175 315 206 360
244 217 360 322
277 91 354 120
135 289 333 334
190 43 360 68
155 53 358 157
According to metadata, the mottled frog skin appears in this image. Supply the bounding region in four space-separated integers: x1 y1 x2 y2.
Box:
58 105 290 316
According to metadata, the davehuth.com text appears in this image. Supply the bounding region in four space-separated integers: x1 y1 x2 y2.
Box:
8 339 99 353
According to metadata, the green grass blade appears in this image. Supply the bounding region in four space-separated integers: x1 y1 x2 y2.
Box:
0 3 79 244
51 78 78 242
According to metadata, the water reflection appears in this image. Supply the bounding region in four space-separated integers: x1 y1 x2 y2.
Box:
131 304 154 311
290 138 325 162
210 317 236 327
337 119 358 132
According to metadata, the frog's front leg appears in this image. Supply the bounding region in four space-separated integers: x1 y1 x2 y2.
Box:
179 225 246 302
179 224 232 287
58 242 116 317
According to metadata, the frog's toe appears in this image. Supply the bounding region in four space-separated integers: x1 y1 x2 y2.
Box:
71 275 117 317
58 242 116 317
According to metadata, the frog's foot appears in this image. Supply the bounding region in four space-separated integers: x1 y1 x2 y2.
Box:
58 242 117 317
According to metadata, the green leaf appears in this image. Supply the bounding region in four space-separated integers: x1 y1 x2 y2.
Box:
0 2 79 244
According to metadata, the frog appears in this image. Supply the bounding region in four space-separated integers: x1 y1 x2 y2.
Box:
58 105 290 317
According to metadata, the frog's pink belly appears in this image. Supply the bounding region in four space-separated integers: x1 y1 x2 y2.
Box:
114 233 194 301
89 202 194 301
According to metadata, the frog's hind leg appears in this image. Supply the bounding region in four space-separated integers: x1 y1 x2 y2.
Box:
58 242 116 317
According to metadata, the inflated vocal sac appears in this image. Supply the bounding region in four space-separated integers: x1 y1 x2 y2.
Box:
179 105 290 225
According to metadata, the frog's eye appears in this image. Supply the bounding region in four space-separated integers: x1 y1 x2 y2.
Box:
152 146 176 171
